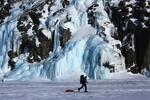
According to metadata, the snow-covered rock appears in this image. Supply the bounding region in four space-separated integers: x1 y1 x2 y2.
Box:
110 0 150 73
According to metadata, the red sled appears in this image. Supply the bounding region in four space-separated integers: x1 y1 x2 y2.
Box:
65 89 74 92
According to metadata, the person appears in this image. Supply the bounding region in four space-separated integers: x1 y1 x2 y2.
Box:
78 75 88 92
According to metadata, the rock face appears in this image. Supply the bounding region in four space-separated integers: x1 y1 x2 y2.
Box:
109 0 150 73
0 0 149 81
17 12 53 63
143 40 150 70
0 0 13 24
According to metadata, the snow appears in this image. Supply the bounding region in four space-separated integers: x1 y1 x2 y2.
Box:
42 29 51 39
126 0 136 5
108 71 147 79
71 24 96 41
0 72 150 100
128 7 132 12
110 0 121 6
39 4 49 23
146 8 150 13
110 0 136 6
35 37 40 47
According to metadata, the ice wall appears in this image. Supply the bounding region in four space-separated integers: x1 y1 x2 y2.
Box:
0 0 125 81
0 19 20 76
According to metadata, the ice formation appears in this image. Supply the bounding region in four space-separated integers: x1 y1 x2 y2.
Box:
0 0 125 81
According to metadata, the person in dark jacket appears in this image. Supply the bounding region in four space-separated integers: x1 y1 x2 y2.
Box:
78 75 88 92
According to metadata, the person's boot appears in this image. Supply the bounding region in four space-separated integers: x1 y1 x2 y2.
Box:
84 90 88 92
78 88 80 92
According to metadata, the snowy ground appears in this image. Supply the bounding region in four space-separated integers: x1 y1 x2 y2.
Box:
0 72 150 100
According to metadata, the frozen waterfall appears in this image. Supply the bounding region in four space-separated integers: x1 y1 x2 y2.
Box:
0 0 125 81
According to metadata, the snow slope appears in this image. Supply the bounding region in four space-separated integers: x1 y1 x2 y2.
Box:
0 72 150 100
108 71 147 79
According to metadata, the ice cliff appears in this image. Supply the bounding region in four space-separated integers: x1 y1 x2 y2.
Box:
0 0 126 81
